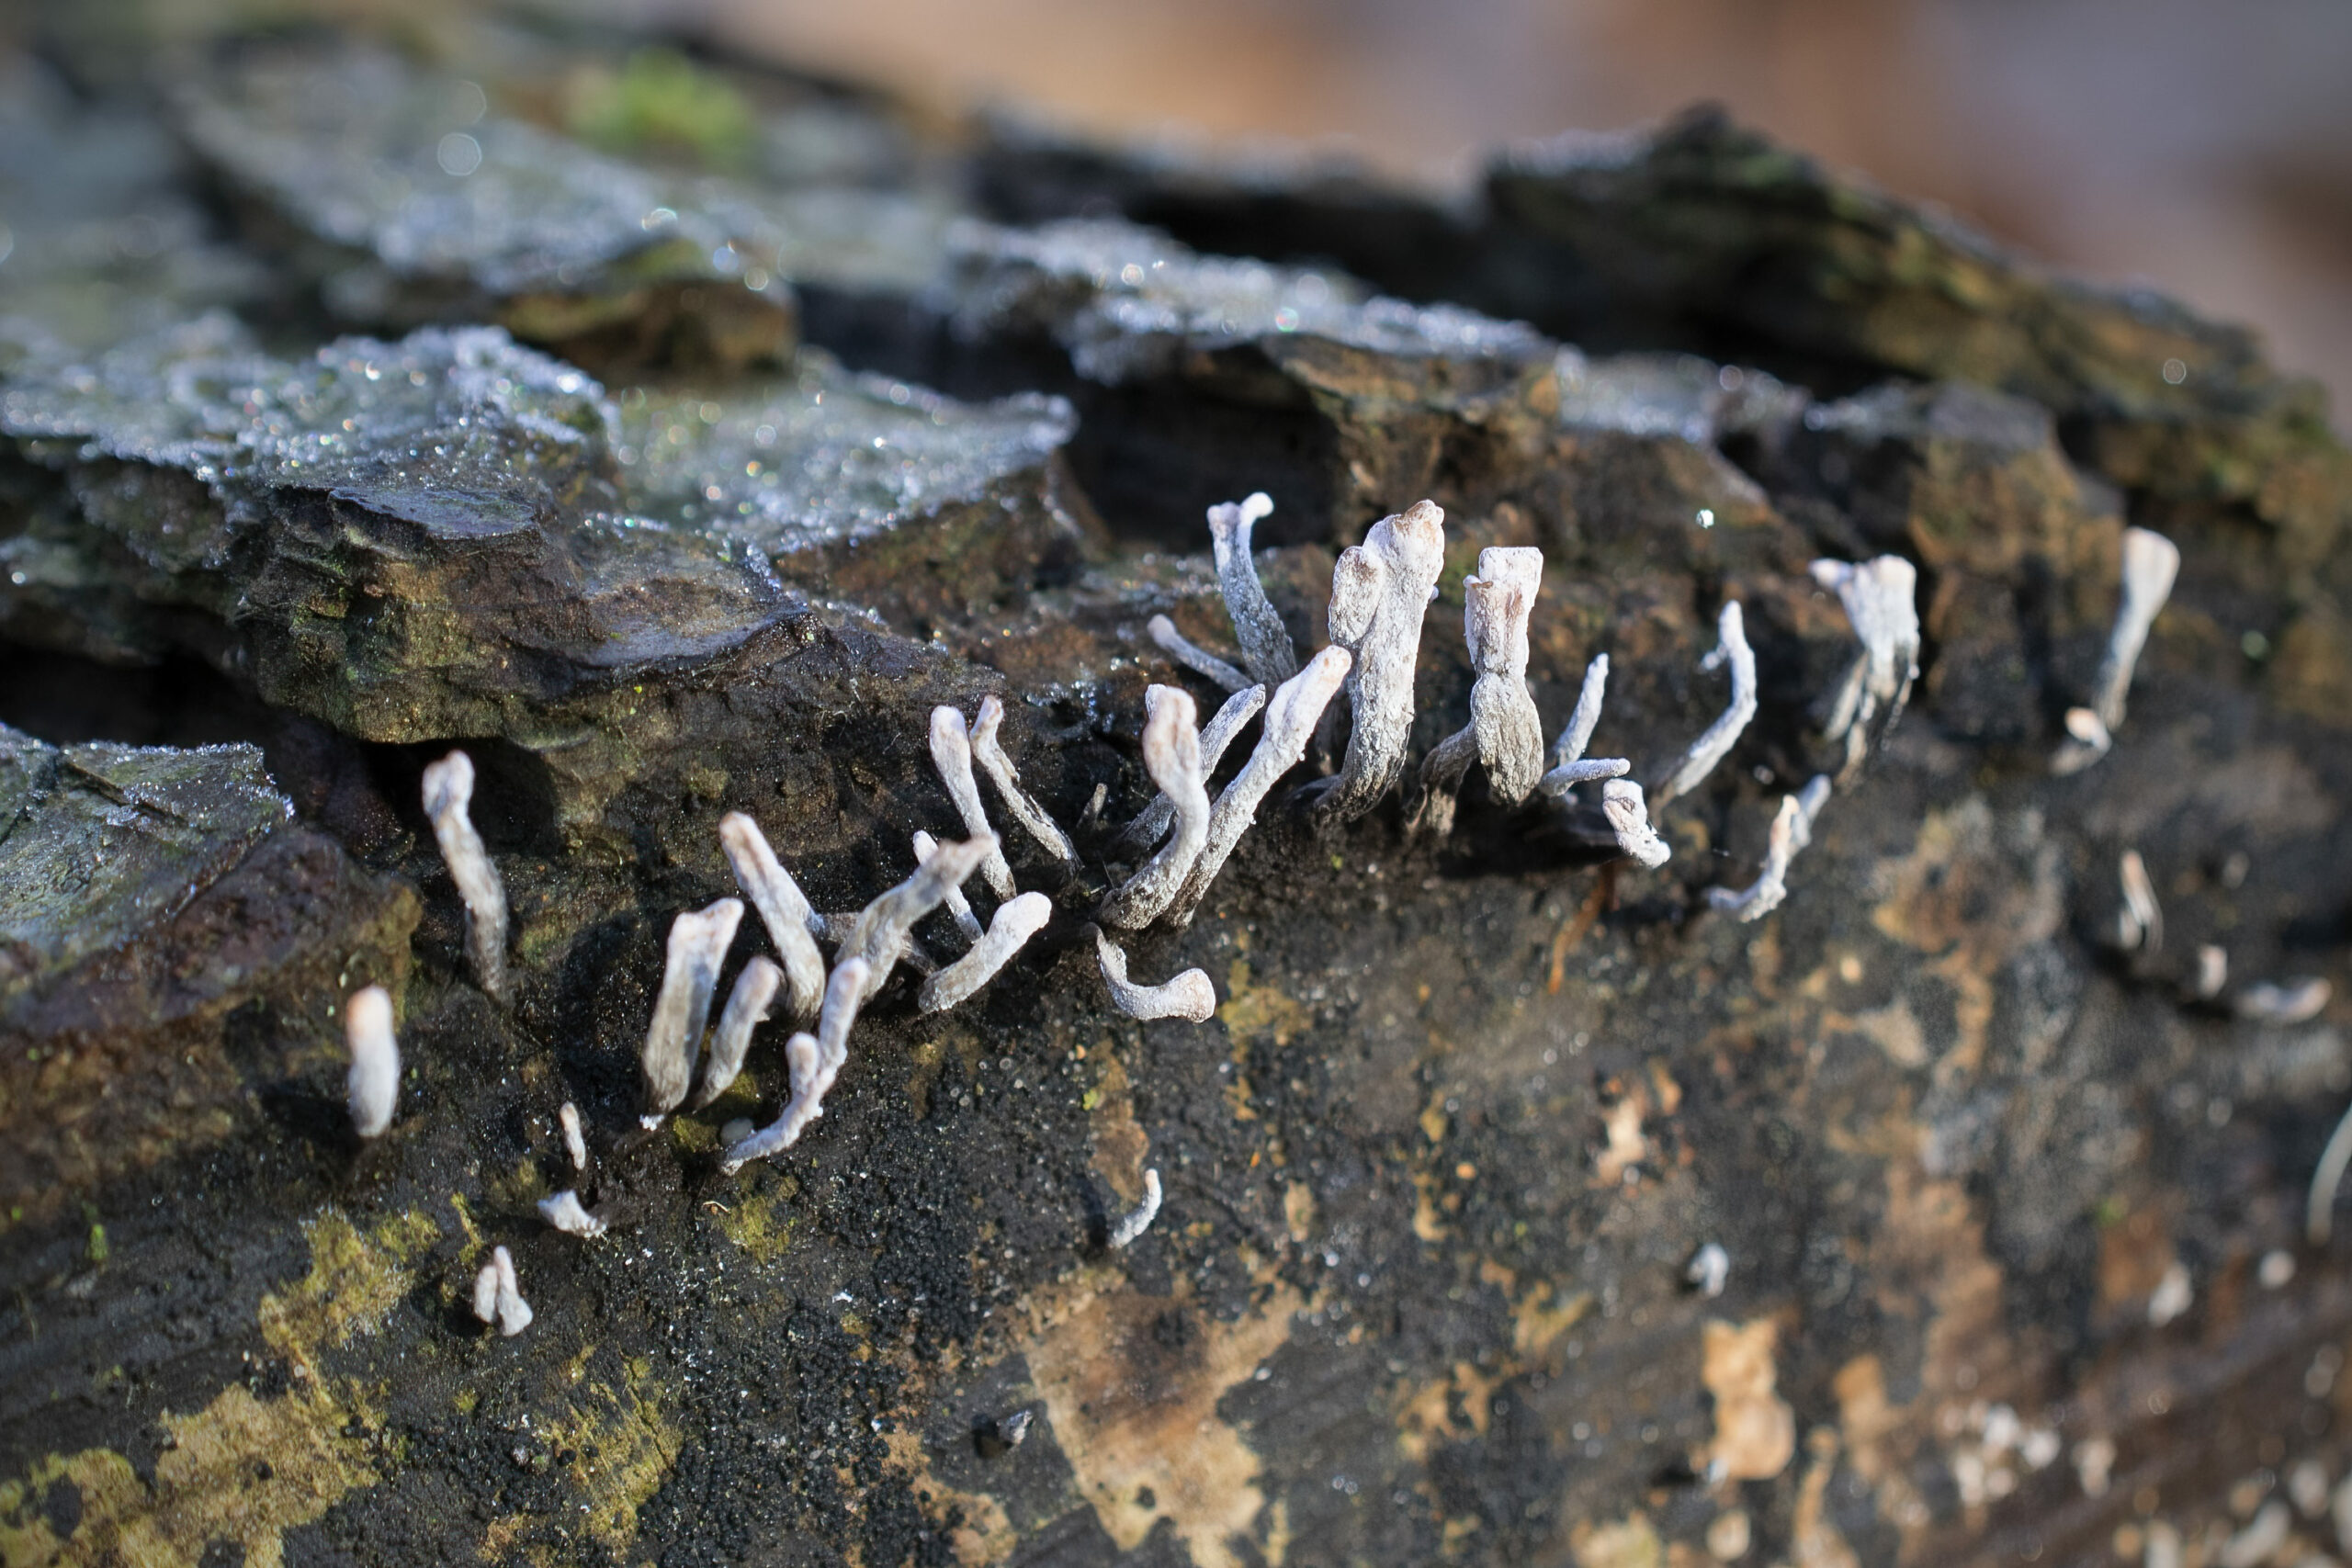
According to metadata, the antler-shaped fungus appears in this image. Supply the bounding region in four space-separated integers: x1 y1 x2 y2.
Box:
970 696 1080 872
842 836 996 1002
1705 775 1830 921
920 892 1054 1013
345 986 398 1139
422 750 510 1000
1148 615 1251 694
692 954 782 1110
721 956 872 1172
1096 929 1217 1021
1600 779 1672 869
719 811 826 1026
640 897 745 1126
1656 601 1758 805
2054 527 2179 774
1112 682 1265 861
1207 491 1299 685
1419 547 1548 834
1537 653 1630 797
1309 500 1446 823
1100 686 1210 931
1809 557 1919 781
1166 645 1352 927
931 706 1019 899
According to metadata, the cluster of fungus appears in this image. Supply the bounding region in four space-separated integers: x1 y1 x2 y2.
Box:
356 486 2336 1307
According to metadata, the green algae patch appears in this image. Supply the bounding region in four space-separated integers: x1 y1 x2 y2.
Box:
537 1357 684 1559
711 1169 801 1265
0 1205 435 1566
258 1207 443 1372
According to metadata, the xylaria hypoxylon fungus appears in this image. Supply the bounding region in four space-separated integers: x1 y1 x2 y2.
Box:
640 897 745 1127
842 835 994 1002
1109 1168 1163 1248
1148 614 1251 694
719 811 827 1026
1419 547 1547 834
345 985 398 1140
1100 685 1210 931
915 830 985 943
1095 929 1216 1022
919 892 1054 1013
930 705 1019 900
1113 682 1265 863
1206 491 1299 686
722 957 872 1173
1167 645 1351 926
1810 557 1920 781
1705 776 1830 921
693 954 783 1110
969 696 1080 872
1656 601 1757 805
1310 500 1446 823
422 750 510 1001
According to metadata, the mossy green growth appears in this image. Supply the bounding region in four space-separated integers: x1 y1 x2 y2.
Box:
567 49 757 172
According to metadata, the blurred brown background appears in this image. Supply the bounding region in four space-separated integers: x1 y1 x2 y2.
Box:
692 0 2352 425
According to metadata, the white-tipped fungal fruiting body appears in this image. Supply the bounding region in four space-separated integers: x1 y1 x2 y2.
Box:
1600 779 1672 869
2239 977 2332 1025
1657 601 1758 804
344 985 398 1139
477 1246 531 1336
2051 706 2114 776
1809 556 1921 780
2055 528 2178 773
1537 653 1630 797
1095 931 1217 1021
1100 686 1210 931
537 1190 606 1239
930 706 1019 899
920 893 1054 1013
2094 528 2181 731
1419 547 1548 834
1207 492 1298 686
559 1101 588 1171
1114 682 1265 861
969 696 1080 871
1313 500 1447 822
2117 850 2162 954
693 955 783 1110
1109 1168 1164 1248
1167 645 1351 926
722 957 871 1172
1147 615 1251 694
421 750 510 1000
1464 547 1547 806
2193 945 2229 1001
1687 1242 1729 1298
842 836 995 1001
719 811 827 1025
640 897 745 1127
1705 776 1830 922
914 831 986 943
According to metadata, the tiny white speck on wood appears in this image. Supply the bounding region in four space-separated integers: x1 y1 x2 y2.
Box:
1109 1168 1163 1248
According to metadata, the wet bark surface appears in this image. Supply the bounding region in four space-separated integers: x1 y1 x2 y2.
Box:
1 9 2349 1568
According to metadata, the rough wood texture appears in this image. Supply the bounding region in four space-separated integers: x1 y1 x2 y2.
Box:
1 10 2349 1568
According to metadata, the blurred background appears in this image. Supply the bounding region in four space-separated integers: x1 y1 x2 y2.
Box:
692 0 2352 423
